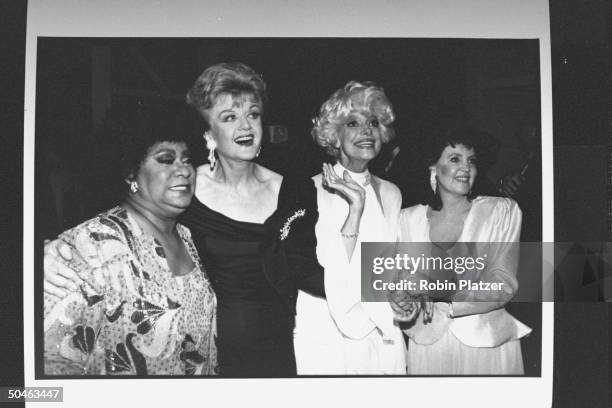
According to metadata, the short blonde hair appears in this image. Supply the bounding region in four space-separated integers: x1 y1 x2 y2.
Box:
311 81 396 158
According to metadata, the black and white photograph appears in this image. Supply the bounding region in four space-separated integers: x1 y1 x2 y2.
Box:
36 37 544 380
2 0 609 407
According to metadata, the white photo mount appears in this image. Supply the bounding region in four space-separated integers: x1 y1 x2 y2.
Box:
24 1 554 407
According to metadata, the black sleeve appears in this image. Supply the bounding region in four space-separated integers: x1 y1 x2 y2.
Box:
282 178 325 298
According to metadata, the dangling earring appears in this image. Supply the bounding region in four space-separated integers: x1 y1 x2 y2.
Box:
130 181 139 193
205 135 217 171
255 145 262 158
429 169 437 194
208 146 217 170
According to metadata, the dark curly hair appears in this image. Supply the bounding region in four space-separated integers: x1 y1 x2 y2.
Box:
119 105 201 183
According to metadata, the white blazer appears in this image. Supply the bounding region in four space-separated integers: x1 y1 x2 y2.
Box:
294 164 406 375
398 196 532 347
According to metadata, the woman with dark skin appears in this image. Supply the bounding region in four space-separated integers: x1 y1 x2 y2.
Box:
43 108 217 375
46 63 324 377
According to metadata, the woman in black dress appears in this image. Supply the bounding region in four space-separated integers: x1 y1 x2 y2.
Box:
180 62 324 377
44 63 324 377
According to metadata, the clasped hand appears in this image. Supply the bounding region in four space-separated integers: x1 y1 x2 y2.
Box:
388 290 434 324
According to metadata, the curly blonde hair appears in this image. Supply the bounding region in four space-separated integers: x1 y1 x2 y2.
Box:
311 81 396 158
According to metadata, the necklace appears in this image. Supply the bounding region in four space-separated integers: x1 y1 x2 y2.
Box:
334 162 372 187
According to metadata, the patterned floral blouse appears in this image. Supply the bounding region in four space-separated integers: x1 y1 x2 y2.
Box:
44 206 217 376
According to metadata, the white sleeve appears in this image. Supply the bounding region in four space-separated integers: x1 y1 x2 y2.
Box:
315 181 377 340
317 180 402 340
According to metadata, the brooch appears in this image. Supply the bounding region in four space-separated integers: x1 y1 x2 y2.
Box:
279 209 306 241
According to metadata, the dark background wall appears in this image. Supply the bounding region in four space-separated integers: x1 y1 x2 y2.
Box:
549 1 611 407
1 2 26 404
34 37 541 236
551 0 610 241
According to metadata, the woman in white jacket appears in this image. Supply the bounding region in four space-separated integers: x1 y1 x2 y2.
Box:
294 81 408 375
397 126 531 374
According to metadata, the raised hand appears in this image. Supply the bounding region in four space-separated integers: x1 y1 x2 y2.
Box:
322 163 365 213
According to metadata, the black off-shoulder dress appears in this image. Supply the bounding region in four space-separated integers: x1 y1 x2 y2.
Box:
180 176 324 377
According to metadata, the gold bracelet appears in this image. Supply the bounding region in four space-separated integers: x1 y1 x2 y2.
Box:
340 231 359 239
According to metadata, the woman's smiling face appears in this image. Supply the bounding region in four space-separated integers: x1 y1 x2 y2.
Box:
336 109 383 170
433 143 477 197
132 141 195 218
205 92 263 162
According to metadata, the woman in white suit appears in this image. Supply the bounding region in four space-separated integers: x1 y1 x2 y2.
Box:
397 126 531 374
294 81 408 375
